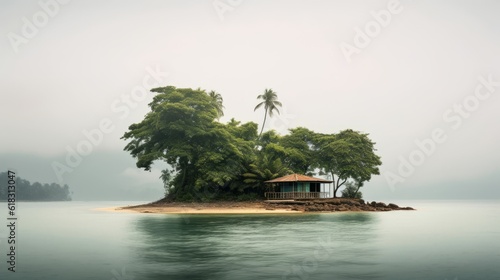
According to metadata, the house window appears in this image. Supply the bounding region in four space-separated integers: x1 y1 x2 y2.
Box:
310 183 320 192
281 182 293 192
293 183 311 192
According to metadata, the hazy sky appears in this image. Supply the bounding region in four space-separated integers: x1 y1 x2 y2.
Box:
1 0 499 200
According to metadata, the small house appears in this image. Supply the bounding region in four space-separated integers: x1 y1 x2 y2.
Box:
264 173 332 200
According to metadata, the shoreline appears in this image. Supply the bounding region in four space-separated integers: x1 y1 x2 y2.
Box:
102 199 415 215
101 201 303 214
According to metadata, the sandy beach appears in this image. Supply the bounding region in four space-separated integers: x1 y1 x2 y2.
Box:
97 201 304 214
97 199 414 214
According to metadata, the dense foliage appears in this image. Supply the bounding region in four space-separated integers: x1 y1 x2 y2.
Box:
122 86 381 201
341 181 363 199
0 172 71 201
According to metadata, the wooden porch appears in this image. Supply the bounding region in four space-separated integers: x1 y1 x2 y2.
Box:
265 192 329 200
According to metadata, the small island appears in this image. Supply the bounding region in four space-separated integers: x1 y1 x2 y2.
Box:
0 172 72 201
118 87 413 212
118 198 414 214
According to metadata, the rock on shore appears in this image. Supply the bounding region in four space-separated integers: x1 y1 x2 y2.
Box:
264 198 415 212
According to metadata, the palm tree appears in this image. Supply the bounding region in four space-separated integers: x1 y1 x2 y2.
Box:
242 154 292 194
254 89 282 138
159 169 171 196
208 90 224 119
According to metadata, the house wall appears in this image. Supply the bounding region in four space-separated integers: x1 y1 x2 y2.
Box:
280 182 321 193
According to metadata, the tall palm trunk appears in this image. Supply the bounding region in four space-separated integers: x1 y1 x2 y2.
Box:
258 108 268 138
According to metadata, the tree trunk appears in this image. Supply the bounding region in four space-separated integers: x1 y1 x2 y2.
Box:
334 177 347 198
353 185 361 197
353 180 364 198
258 108 268 138
331 172 337 198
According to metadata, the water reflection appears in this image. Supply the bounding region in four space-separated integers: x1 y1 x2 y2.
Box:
132 213 381 280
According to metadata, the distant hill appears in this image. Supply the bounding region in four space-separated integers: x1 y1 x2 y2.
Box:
0 172 71 201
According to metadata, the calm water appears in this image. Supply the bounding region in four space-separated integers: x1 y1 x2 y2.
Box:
0 200 498 280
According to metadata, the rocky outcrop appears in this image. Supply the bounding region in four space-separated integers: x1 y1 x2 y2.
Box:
264 198 415 212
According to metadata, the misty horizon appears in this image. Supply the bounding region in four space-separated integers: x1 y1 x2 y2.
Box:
1 0 499 201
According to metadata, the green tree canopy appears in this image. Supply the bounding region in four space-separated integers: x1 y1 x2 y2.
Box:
279 127 316 174
208 90 224 119
122 86 382 201
314 129 382 197
122 86 257 200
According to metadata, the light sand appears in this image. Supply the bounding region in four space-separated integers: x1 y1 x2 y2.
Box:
101 206 301 214
95 200 413 214
95 202 303 214
94 206 138 213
